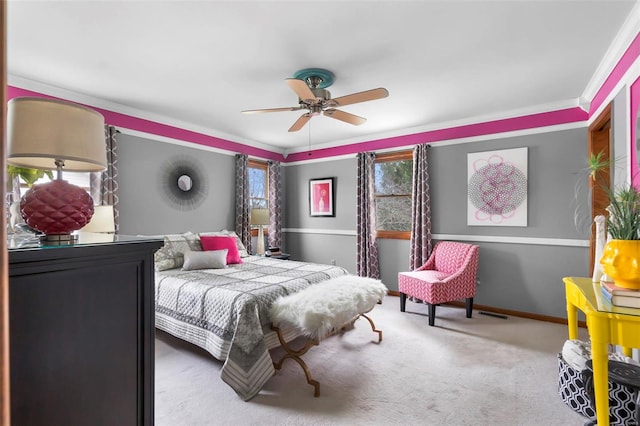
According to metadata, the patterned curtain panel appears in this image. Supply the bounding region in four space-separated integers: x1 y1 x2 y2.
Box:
356 152 380 278
409 143 432 270
90 125 120 232
267 161 282 249
235 154 252 254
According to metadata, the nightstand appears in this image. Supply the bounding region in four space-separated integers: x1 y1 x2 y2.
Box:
267 253 290 260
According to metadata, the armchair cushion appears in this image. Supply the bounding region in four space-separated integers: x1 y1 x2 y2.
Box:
400 270 450 284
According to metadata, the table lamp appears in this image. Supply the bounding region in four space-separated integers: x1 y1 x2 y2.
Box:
7 97 107 243
80 205 116 233
250 208 269 255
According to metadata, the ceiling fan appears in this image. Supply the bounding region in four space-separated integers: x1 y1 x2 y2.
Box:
241 68 389 132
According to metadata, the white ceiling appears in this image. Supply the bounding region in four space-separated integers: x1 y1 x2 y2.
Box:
6 1 640 155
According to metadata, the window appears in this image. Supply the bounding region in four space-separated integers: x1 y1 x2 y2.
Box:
248 159 268 209
248 159 269 236
374 151 413 239
11 169 91 194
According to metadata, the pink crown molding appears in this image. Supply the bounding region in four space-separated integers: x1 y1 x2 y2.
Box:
590 30 640 117
6 84 588 163
6 86 285 162
284 107 588 163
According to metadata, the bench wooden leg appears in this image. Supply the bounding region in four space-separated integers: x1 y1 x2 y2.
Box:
358 313 382 342
271 325 321 397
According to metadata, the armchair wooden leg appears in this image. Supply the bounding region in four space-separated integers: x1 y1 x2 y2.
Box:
400 293 407 312
466 297 474 318
427 303 436 326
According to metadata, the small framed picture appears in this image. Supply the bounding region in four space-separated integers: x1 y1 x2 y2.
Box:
309 177 335 217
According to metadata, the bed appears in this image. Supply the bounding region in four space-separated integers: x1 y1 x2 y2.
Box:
153 232 349 400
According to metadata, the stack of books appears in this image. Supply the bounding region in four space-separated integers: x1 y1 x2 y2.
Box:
601 280 640 308
267 247 282 257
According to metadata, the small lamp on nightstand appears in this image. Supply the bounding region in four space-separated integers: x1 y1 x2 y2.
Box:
7 97 107 244
80 205 116 234
250 208 269 255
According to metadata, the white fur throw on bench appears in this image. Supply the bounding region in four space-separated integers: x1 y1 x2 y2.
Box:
270 275 387 339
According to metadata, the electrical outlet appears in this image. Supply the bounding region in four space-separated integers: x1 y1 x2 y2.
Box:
331 259 336 266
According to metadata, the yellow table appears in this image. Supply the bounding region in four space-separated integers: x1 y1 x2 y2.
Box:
563 277 640 426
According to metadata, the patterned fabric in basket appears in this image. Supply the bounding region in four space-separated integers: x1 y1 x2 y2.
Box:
558 353 637 425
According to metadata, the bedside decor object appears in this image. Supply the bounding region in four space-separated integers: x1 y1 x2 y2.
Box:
7 97 107 243
600 239 640 290
250 208 270 255
599 185 640 289
309 177 335 217
592 215 607 283
80 205 116 234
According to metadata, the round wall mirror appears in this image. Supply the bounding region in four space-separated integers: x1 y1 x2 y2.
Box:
159 157 208 210
177 174 193 192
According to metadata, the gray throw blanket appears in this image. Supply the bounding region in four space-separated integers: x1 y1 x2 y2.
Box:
155 255 348 400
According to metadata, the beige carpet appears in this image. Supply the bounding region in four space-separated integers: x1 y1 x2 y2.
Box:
155 296 589 425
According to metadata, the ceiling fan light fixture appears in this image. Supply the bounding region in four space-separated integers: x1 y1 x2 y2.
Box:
242 67 388 132
293 68 335 89
309 105 323 116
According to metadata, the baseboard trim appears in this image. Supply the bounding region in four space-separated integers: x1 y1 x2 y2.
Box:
386 291 587 329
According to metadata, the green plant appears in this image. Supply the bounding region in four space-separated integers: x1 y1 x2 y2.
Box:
587 150 611 181
587 150 640 240
7 165 53 187
606 185 640 240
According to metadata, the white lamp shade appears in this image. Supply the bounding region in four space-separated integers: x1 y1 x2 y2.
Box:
250 208 270 226
7 97 107 171
80 205 116 233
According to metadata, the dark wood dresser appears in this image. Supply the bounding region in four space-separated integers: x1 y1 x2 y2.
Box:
7 234 163 426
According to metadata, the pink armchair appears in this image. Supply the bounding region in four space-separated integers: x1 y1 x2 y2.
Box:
398 241 480 326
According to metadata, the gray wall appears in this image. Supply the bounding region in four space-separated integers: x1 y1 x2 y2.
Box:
284 127 591 318
117 134 237 235
117 127 592 319
284 158 357 269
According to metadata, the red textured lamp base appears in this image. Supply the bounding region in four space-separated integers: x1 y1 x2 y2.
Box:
20 179 95 241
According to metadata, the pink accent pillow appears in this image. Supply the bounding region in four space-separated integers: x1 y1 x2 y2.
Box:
200 236 243 264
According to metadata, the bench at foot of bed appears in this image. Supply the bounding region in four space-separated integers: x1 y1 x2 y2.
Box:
269 275 387 397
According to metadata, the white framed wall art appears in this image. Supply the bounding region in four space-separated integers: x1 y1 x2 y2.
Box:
467 147 528 227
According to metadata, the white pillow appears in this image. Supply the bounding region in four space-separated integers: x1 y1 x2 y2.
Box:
155 245 180 271
162 232 203 268
182 249 228 271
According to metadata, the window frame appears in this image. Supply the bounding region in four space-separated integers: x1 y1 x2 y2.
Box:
374 150 413 240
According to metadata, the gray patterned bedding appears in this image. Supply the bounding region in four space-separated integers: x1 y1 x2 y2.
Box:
155 255 349 400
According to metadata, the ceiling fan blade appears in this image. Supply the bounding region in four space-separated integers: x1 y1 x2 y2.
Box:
330 88 389 107
288 113 312 132
241 106 302 114
286 78 316 103
323 109 366 126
